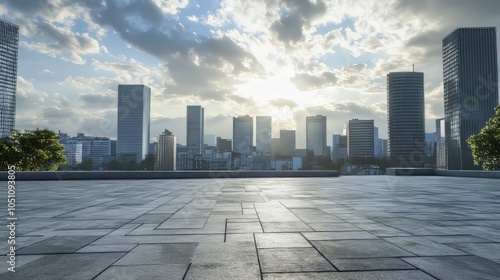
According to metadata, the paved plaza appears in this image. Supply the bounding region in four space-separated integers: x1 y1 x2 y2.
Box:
1 175 500 279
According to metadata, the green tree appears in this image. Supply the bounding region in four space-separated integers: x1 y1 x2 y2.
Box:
0 129 66 171
74 159 93 171
467 105 500 170
139 154 155 170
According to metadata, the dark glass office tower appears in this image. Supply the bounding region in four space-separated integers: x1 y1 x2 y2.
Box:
0 19 19 138
387 72 425 167
117 85 151 163
186 105 204 154
442 27 498 170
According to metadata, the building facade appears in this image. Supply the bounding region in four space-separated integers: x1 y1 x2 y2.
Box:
233 115 253 154
62 142 83 165
346 119 374 158
155 129 176 170
187 106 204 154
117 84 151 163
0 20 19 138
279 130 296 157
443 27 499 170
306 115 327 157
216 137 232 152
256 116 272 155
387 72 425 167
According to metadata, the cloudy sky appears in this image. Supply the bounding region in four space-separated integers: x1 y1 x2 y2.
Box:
2 0 499 147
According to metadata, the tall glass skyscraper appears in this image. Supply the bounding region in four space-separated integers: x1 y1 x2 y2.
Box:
346 119 374 158
256 116 272 155
186 105 204 154
279 130 296 157
443 27 498 170
306 115 327 157
233 115 253 154
0 20 19 138
387 72 425 167
117 85 151 163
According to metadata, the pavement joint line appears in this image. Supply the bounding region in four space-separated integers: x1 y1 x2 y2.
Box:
224 218 228 242
182 263 192 280
253 233 264 280
299 231 340 272
152 197 197 230
90 252 128 280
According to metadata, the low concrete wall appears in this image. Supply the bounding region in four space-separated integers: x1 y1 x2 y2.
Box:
0 170 339 181
434 169 500 179
386 168 434 176
387 168 500 179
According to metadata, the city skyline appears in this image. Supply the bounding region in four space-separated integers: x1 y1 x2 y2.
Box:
1 1 500 149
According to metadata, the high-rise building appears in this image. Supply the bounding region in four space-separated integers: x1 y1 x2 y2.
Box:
117 85 151 163
279 130 296 157
346 119 374 158
233 115 253 154
0 20 19 138
187 105 204 154
443 27 499 170
306 115 327 157
387 72 425 167
256 116 272 155
155 129 176 170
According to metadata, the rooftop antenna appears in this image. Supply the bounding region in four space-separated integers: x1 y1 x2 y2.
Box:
412 64 415 72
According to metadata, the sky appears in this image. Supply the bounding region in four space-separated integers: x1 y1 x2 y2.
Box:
1 0 500 148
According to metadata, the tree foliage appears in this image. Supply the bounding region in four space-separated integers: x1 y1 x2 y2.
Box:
0 129 66 171
467 105 500 170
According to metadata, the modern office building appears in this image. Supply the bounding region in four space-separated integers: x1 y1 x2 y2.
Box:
387 71 425 167
216 137 232 152
59 133 112 169
117 84 151 163
0 20 19 138
187 105 204 154
233 115 253 154
256 116 272 155
443 27 499 170
280 130 296 157
306 115 327 157
346 119 374 158
332 134 348 163
155 129 176 170
61 142 83 165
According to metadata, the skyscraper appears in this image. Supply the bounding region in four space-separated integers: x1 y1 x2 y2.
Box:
256 116 272 155
233 115 253 154
306 115 327 157
280 130 296 157
117 85 151 163
387 72 425 167
0 20 19 138
346 119 374 158
155 129 176 170
443 27 499 170
187 105 204 154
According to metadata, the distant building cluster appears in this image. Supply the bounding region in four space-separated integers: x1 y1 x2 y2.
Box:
0 17 497 172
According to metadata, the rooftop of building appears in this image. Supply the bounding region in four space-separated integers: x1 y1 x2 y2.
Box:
1 175 499 279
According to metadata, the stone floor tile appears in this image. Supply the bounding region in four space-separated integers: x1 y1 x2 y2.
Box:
255 233 311 248
258 248 335 273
